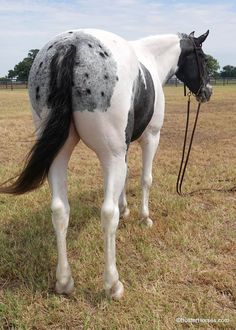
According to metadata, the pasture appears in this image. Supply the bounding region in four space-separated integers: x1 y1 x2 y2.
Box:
0 86 235 329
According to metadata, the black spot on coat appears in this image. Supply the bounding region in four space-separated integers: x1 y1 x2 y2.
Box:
125 111 134 147
125 63 155 145
36 86 40 101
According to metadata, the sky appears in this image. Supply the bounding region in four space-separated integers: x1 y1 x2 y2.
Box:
0 0 236 77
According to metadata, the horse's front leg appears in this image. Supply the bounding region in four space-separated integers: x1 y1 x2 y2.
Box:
139 131 160 227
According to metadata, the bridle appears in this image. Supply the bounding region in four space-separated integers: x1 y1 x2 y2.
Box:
183 37 206 98
192 40 206 97
176 38 204 195
176 38 235 195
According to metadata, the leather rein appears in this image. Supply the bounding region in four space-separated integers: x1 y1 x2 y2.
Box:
176 91 201 195
176 39 236 196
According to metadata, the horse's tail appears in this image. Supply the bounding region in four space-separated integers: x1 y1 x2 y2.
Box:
0 44 77 195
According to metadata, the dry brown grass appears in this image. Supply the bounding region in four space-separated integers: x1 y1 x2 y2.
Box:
0 87 235 329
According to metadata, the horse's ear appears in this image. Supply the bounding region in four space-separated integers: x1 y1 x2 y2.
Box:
189 31 195 38
197 30 209 44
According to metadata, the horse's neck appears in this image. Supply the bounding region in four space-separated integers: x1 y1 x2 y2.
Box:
131 34 181 84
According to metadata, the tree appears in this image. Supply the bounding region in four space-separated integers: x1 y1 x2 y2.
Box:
220 65 236 78
27 49 39 60
8 70 15 79
206 54 220 77
0 76 9 82
8 49 39 81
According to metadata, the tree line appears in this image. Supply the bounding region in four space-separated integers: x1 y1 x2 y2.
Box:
0 49 39 82
206 55 236 78
1 50 236 81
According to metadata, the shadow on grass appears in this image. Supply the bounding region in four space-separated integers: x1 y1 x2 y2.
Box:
81 287 107 307
0 188 101 295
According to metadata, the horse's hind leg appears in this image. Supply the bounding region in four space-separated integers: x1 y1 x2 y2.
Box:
48 123 79 294
100 152 127 299
139 130 160 227
118 168 130 219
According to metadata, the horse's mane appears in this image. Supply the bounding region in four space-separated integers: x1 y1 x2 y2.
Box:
178 33 189 40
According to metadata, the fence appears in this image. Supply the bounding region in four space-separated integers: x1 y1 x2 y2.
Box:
166 77 236 86
209 77 236 85
0 80 27 89
1 77 236 90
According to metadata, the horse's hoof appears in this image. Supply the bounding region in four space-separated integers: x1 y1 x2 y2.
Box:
141 217 153 228
106 280 124 300
55 276 74 295
121 207 130 219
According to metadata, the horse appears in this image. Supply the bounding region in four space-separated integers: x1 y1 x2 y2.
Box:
0 29 212 299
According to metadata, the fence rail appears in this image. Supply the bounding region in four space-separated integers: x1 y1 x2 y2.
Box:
166 77 236 86
0 80 27 89
1 77 236 90
209 78 236 85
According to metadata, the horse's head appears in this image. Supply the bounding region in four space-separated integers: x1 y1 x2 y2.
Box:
176 30 212 102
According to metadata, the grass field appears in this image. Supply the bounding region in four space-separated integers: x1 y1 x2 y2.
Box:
0 86 235 329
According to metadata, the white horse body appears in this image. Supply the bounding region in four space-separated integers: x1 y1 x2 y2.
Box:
66 30 182 298
1 28 211 299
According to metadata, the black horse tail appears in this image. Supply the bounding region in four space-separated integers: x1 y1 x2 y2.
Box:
0 44 77 195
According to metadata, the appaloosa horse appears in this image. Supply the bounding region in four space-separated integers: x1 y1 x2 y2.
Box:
0 29 212 299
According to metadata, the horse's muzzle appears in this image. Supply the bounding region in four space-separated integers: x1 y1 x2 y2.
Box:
197 84 212 103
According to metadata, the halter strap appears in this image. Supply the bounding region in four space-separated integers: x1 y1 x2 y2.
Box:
191 39 205 96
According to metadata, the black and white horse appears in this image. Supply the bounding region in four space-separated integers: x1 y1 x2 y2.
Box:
0 29 212 299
